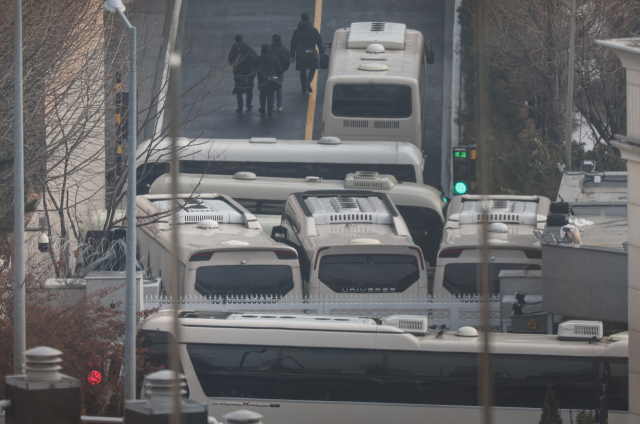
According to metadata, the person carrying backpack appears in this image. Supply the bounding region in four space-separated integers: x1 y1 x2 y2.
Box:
290 13 323 93
256 44 283 120
270 34 290 111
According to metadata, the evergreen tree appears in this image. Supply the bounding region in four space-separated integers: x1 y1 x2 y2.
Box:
540 386 563 424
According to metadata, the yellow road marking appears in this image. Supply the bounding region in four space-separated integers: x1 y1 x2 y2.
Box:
305 0 323 140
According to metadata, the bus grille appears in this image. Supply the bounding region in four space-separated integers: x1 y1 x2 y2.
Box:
574 325 601 336
181 214 224 223
352 180 386 189
374 121 400 129
343 120 369 128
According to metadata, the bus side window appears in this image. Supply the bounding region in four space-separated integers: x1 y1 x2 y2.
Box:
396 206 444 266
385 350 477 406
603 359 628 411
137 330 189 397
492 354 596 410
136 162 170 195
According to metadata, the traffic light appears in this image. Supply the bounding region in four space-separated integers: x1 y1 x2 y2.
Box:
452 146 470 195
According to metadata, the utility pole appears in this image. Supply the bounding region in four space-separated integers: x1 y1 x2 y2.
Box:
561 0 576 169
104 0 137 400
13 0 26 375
474 0 492 423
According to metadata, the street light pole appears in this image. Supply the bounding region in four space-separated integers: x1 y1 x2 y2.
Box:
560 0 576 170
13 0 26 375
104 0 136 400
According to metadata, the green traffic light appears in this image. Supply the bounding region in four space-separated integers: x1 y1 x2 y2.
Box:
454 181 468 195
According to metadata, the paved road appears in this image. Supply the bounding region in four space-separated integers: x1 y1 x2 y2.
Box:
180 0 448 186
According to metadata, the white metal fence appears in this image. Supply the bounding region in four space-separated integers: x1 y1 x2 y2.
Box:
144 294 502 331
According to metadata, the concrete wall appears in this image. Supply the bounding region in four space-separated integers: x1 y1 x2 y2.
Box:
541 244 627 322
597 37 640 424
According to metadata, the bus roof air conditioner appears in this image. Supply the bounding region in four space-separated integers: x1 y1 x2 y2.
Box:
347 22 407 50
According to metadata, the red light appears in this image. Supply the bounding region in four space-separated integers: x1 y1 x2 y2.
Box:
409 247 425 270
275 250 297 260
189 251 214 262
439 249 463 258
88 370 102 385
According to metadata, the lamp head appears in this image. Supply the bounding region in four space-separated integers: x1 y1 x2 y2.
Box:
104 0 125 13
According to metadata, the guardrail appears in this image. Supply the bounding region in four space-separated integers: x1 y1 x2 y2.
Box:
144 294 502 330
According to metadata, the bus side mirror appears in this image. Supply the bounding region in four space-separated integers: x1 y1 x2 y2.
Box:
271 225 287 241
425 49 435 65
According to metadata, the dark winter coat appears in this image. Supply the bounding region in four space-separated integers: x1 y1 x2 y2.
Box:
256 51 283 92
290 20 323 71
270 42 291 72
228 41 258 94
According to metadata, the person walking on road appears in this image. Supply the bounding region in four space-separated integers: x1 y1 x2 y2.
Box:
270 34 290 111
256 44 283 120
228 34 258 113
290 13 323 93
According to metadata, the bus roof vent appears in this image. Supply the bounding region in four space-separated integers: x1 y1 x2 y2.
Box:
153 198 244 225
382 315 428 335
196 219 219 229
366 43 386 54
250 137 276 143
458 199 540 226
347 22 407 50
304 196 393 225
233 171 257 180
358 62 389 71
318 136 342 145
345 172 397 190
557 320 603 341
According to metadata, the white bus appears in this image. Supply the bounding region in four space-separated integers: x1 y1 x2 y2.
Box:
322 22 433 149
139 312 628 424
136 194 303 298
135 137 425 194
273 191 428 296
149 171 447 266
433 195 550 296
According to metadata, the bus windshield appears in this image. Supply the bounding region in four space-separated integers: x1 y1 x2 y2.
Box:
443 263 541 295
332 84 412 118
318 254 419 293
195 265 294 297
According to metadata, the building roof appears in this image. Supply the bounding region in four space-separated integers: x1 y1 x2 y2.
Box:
552 172 627 250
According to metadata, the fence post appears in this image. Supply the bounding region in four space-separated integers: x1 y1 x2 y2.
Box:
125 370 208 424
4 347 81 424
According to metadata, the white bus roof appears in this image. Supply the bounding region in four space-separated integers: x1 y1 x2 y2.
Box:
143 310 627 358
287 191 413 246
440 195 550 251
137 137 424 169
149 172 446 221
136 194 292 264
329 25 424 79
